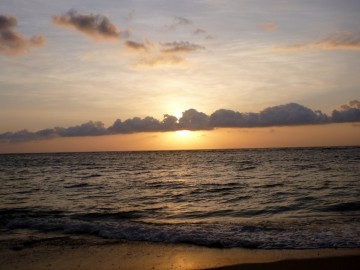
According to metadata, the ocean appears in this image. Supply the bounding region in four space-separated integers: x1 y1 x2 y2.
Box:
0 147 359 249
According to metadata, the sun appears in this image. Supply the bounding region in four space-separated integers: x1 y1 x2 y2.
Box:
175 130 192 138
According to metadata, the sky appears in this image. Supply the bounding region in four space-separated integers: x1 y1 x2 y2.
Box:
0 0 359 153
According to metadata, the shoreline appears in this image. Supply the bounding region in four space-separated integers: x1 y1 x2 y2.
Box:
1 231 360 270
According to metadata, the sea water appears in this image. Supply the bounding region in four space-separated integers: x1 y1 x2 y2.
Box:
0 147 359 248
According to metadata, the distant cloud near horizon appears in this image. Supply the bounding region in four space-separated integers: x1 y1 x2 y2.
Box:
1 101 359 143
53 10 129 41
332 100 360 123
278 31 360 51
0 14 45 56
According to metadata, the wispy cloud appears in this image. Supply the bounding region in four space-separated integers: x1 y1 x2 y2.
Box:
53 9 129 41
278 31 360 51
125 9 135 23
1 101 359 143
124 40 148 52
0 14 45 56
161 41 205 53
167 16 192 30
194 28 207 35
134 55 185 68
261 22 278 32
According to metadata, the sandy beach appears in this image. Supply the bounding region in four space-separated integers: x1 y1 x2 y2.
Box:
1 231 360 270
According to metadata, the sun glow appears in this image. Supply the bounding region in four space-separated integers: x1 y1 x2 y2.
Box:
163 129 201 150
175 130 192 138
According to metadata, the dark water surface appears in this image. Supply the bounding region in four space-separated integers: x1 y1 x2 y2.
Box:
1 147 359 248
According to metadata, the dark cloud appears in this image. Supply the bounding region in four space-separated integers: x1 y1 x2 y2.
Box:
332 100 360 122
258 103 327 126
161 41 205 53
108 117 161 133
210 103 328 128
210 109 248 127
0 14 17 31
108 115 180 133
124 40 148 51
178 109 210 130
0 14 45 56
278 31 360 51
0 121 107 143
56 121 107 137
1 101 359 143
53 10 129 41
0 130 52 143
161 114 178 130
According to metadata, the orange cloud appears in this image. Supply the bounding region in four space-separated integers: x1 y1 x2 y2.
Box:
134 55 185 68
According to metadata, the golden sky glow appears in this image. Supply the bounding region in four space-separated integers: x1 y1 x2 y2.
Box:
0 123 358 153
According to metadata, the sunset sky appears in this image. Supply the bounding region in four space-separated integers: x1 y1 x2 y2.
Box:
0 0 359 153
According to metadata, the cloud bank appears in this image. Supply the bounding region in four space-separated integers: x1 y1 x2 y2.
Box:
53 10 129 41
1 101 359 143
0 14 45 56
332 100 360 122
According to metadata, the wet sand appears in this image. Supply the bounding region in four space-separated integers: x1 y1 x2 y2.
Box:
206 255 360 270
1 231 360 270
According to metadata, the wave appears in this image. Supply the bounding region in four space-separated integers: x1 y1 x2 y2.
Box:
79 174 103 179
319 201 360 212
2 215 360 249
64 183 92 189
